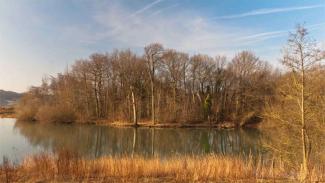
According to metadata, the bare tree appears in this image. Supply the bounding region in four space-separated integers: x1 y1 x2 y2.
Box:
226 51 276 127
89 54 109 118
161 49 189 120
281 25 324 180
144 43 164 124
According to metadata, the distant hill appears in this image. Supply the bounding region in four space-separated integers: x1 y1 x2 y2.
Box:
0 90 22 106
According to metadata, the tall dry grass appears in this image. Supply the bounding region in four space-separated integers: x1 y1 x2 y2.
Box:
1 151 324 182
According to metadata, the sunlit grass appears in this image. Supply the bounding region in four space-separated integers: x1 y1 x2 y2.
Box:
1 151 324 182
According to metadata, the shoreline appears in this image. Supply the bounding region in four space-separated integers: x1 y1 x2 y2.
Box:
0 107 15 118
9 117 260 129
98 121 241 129
93 118 260 129
0 115 15 118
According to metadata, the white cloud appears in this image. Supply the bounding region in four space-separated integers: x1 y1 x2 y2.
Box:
211 4 325 20
150 3 179 16
63 1 325 59
1 1 324 92
129 0 165 17
319 41 325 50
86 1 256 55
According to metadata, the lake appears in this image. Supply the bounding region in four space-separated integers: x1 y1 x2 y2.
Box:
0 118 267 163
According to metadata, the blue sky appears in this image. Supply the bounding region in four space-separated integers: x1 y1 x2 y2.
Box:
0 0 324 92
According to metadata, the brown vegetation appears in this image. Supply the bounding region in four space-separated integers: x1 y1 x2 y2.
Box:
4 24 325 182
1 151 325 182
262 25 325 180
0 107 15 118
16 47 278 127
14 26 324 131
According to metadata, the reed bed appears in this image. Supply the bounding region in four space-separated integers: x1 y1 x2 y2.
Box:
1 151 324 182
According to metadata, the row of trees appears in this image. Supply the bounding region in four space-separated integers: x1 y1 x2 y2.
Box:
17 46 277 126
15 25 325 180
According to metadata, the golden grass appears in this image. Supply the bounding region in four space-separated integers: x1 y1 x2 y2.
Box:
1 151 324 182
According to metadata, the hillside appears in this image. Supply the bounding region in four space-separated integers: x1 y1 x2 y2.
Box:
0 90 22 106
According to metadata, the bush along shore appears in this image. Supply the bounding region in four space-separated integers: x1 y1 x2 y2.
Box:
1 151 325 182
0 107 15 118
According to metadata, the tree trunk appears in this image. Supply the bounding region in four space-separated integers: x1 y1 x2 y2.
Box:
131 88 137 126
127 94 131 122
151 78 155 124
94 78 99 118
300 61 308 181
173 82 177 118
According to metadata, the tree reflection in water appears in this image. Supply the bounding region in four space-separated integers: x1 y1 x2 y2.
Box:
14 121 266 159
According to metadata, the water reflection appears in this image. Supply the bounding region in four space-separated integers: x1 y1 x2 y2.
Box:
13 120 266 159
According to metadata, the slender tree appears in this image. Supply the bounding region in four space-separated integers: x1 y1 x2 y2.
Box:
144 43 164 124
281 25 324 180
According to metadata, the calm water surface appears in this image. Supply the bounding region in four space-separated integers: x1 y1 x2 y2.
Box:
0 118 268 163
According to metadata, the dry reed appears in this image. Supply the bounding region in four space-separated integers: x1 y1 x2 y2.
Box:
1 151 324 182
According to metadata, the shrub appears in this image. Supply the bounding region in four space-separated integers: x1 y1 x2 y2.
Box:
15 98 41 121
36 104 76 123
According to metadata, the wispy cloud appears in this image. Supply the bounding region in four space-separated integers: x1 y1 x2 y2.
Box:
150 3 179 16
308 22 325 30
62 2 325 59
237 30 288 41
235 22 325 43
93 0 168 40
254 22 325 62
211 4 325 20
184 22 325 47
90 3 251 53
2 0 325 92
129 0 165 17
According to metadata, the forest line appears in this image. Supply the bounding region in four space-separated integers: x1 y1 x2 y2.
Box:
15 25 324 130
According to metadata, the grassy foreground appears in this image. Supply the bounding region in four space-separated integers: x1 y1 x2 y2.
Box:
1 151 324 183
